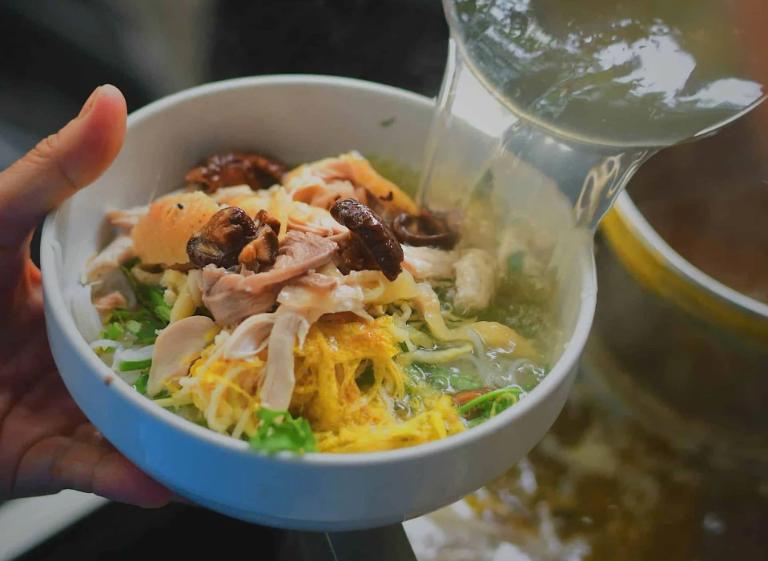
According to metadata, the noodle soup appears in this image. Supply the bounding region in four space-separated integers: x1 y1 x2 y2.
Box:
84 151 557 454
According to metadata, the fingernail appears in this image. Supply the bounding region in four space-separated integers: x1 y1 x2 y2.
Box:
78 85 103 118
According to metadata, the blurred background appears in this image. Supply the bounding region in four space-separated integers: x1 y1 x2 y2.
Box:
1 1 767 560
0 0 447 167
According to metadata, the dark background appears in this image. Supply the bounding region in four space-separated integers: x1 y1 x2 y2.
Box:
0 0 448 167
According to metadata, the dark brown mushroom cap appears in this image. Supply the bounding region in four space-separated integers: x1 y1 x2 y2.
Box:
185 152 288 192
392 211 458 249
330 199 404 281
238 224 279 272
254 208 281 235
334 235 378 275
186 207 257 268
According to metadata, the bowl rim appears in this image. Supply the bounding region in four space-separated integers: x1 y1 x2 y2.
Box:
42 74 597 467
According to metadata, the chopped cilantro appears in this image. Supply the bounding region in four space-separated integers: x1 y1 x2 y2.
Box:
249 409 316 454
99 262 171 347
120 263 172 325
118 358 152 372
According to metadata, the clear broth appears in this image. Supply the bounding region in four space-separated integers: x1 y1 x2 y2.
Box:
448 0 766 147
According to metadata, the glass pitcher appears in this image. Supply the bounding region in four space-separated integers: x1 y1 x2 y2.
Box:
420 0 767 230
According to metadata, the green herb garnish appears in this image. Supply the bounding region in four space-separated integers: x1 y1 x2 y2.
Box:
133 371 149 395
120 263 172 324
102 322 125 340
118 358 152 372
99 262 171 347
249 409 317 454
101 308 165 346
458 387 523 421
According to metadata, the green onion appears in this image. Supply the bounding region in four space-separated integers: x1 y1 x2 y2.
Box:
154 302 172 323
249 408 316 454
132 372 149 395
101 322 124 340
110 309 136 321
458 387 523 419
101 262 171 347
134 318 163 345
120 264 172 325
118 358 152 372
147 287 172 322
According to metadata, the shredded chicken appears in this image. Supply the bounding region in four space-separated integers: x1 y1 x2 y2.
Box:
85 235 134 282
291 271 339 290
284 151 418 215
214 270 368 410
278 275 370 323
221 313 276 359
201 231 338 325
288 217 337 236
290 179 364 210
453 249 497 312
402 245 458 280
286 202 348 237
259 310 309 411
402 245 496 311
148 315 217 396
200 266 279 326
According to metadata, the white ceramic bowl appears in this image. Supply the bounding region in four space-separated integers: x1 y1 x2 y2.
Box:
41 75 596 530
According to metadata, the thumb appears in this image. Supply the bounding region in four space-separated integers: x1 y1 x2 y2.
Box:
0 84 127 248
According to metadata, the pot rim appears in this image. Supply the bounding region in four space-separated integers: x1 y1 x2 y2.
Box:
603 191 768 343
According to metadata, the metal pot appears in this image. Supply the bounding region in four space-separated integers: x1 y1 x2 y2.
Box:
583 106 768 471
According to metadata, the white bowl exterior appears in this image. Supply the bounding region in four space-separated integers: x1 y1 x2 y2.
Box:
42 76 596 530
45 301 577 529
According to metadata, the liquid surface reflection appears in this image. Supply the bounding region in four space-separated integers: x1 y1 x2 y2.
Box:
406 373 768 561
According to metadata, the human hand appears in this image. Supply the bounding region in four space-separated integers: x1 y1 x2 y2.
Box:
0 85 171 507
